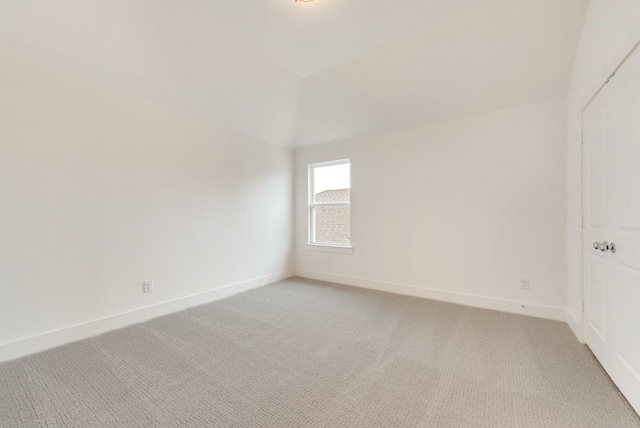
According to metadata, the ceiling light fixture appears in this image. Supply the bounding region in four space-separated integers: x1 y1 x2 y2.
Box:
295 0 314 2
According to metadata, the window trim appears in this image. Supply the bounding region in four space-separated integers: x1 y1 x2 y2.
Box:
305 243 354 254
308 158 352 249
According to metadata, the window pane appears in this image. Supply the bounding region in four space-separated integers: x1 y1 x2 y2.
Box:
313 163 350 203
313 205 350 246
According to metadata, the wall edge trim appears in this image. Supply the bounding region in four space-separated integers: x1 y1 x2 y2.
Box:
566 308 584 343
295 269 566 322
0 270 295 363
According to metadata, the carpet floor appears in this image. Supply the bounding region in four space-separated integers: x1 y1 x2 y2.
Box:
1 277 639 427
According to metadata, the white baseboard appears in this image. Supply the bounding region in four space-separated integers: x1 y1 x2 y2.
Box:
0 270 294 363
566 309 584 343
296 269 566 322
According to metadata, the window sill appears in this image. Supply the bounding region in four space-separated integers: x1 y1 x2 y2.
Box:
306 244 354 254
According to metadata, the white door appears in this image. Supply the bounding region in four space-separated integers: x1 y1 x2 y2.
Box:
583 43 640 414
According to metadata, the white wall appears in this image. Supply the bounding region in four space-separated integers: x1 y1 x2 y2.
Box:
0 47 294 359
295 98 567 319
566 0 640 340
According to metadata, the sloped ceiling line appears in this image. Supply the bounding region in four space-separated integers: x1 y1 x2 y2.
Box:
0 0 589 147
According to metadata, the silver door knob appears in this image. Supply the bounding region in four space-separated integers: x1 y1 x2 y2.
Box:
594 241 617 253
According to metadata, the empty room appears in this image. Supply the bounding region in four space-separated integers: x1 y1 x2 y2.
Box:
1 0 640 426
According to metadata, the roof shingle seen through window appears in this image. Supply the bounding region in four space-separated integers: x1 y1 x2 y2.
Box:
314 189 350 204
314 189 350 246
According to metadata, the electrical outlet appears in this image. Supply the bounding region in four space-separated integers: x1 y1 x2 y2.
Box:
520 279 530 290
325 256 331 266
143 280 153 293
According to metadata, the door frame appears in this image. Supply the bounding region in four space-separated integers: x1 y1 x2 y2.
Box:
580 35 640 343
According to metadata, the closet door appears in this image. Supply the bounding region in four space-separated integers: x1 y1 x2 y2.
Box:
583 43 640 414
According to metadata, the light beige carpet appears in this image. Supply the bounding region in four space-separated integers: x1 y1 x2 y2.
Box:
1 277 639 427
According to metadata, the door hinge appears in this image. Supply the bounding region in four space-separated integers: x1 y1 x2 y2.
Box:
582 301 585 313
581 131 584 144
581 216 584 229
604 71 616 86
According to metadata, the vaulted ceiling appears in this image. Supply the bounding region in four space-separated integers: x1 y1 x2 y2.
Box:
1 0 588 147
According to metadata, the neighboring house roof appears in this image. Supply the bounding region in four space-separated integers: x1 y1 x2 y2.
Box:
315 189 350 203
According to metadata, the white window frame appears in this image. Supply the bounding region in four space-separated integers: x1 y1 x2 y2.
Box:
307 158 353 252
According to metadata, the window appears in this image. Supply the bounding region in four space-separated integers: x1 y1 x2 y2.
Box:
308 159 351 247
